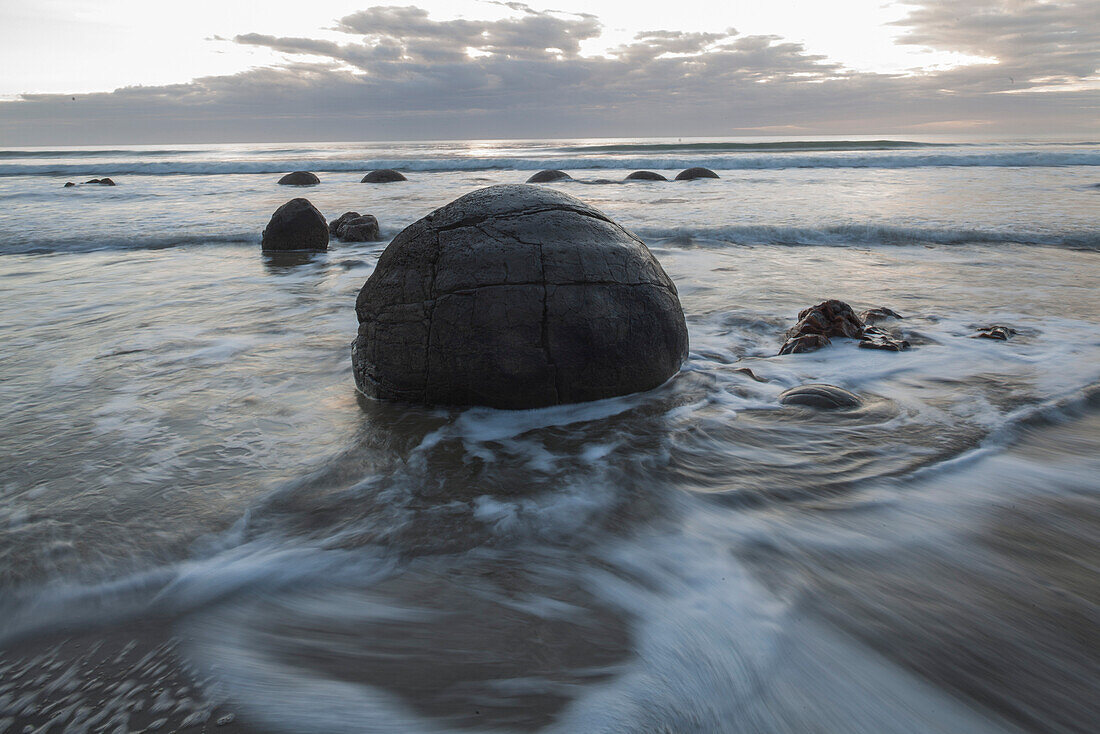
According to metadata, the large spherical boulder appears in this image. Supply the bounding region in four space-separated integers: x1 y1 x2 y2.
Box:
625 171 667 181
278 171 320 186
352 184 688 409
361 169 407 183
261 198 329 252
674 167 719 180
526 169 572 183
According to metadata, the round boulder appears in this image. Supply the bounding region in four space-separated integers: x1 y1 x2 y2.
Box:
352 184 689 409
674 167 719 181
526 169 572 183
261 198 329 252
625 171 668 181
278 171 320 186
778 384 862 410
340 215 382 242
361 169 407 183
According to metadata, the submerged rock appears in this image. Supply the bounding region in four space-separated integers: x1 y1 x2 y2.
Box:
860 307 904 324
974 325 1017 341
278 171 320 186
261 198 329 252
84 178 116 186
625 171 668 181
361 169 407 183
859 328 911 351
674 167 719 180
64 181 75 187
352 184 689 409
778 384 862 409
526 169 572 183
779 334 832 355
733 367 768 382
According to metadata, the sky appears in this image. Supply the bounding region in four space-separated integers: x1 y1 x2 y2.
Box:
0 0 1097 144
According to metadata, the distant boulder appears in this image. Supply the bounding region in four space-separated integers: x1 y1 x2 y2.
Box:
526 169 572 183
779 384 862 409
674 167 719 180
973 325 1017 341
361 169 407 183
278 171 319 186
625 171 668 181
261 198 328 252
84 178 116 186
63 182 76 187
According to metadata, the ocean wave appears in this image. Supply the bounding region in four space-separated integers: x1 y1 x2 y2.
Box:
639 223 1100 250
2 150 1099 176
559 139 951 153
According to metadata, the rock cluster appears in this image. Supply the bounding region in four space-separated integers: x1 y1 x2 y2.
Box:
278 171 319 186
779 300 910 354
261 198 328 252
352 184 688 409
329 211 381 242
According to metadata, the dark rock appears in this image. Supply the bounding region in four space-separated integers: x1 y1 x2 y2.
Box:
329 211 361 237
625 171 668 181
778 334 832 355
860 307 904 324
778 383 862 409
788 300 864 340
974 325 1017 341
733 367 768 382
859 328 911 351
64 182 75 187
674 167 719 180
526 170 572 183
361 169 407 183
340 215 382 242
261 198 329 252
83 178 116 185
352 184 689 409
278 171 320 186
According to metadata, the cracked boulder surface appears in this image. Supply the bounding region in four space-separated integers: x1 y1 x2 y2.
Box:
352 184 689 409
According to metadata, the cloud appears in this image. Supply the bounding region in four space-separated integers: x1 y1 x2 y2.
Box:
1 1 1097 143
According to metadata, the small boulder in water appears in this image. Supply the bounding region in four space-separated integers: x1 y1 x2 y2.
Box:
674 167 719 180
329 211 361 236
526 169 572 183
859 328 911 351
625 171 668 181
974 325 1017 341
63 181 76 187
361 169 407 183
859 307 904 324
779 384 862 410
84 177 116 186
352 184 688 408
339 215 381 242
779 334 832 355
278 171 320 186
261 198 329 252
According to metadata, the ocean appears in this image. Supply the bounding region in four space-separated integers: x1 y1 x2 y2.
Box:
1 137 1098 733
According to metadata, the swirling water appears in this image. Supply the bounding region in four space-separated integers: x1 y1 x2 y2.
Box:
0 137 1098 733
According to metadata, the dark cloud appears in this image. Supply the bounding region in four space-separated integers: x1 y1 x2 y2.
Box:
1 1 1096 143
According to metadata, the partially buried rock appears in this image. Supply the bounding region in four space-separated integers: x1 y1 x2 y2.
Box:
779 299 862 354
352 184 689 409
64 182 75 187
526 169 572 183
84 178 116 186
859 328 910 351
261 198 328 252
674 167 719 180
278 171 320 186
778 384 862 410
361 169 407 183
974 325 1016 341
329 211 361 236
625 171 668 181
